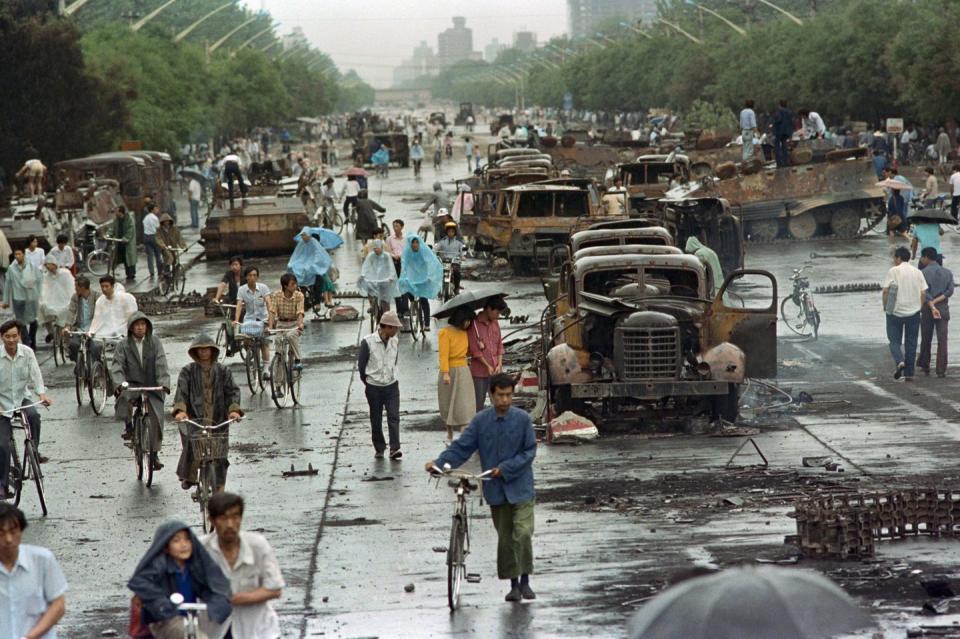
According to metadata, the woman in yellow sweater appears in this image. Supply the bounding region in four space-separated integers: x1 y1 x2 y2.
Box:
438 306 476 441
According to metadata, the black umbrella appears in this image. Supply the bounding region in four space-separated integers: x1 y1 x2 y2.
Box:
908 207 956 225
431 290 508 319
628 566 874 639
179 168 208 186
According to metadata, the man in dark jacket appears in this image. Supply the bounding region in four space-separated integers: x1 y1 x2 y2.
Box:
772 99 795 168
64 275 100 365
128 519 232 638
111 312 169 470
173 334 243 490
354 189 386 248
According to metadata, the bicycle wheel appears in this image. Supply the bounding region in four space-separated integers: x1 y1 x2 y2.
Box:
52 329 63 366
89 361 108 415
242 344 258 394
133 415 145 482
255 347 265 391
24 441 47 516
810 307 821 340
74 361 86 406
780 296 812 337
9 445 22 507
215 324 229 362
270 355 289 408
199 462 218 532
86 250 110 276
289 351 301 405
174 264 186 295
409 298 422 340
447 515 466 610
157 272 171 296
331 211 344 235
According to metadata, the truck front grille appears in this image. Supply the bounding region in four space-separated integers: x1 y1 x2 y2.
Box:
617 327 680 380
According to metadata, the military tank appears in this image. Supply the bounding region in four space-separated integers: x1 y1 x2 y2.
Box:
200 196 310 258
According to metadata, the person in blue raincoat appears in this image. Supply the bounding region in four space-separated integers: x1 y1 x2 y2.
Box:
288 228 339 309
398 235 442 331
358 239 402 316
372 146 390 178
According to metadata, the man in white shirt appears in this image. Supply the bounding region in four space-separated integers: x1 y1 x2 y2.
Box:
882 247 928 381
202 492 284 639
949 164 960 222
142 203 161 278
89 275 138 339
798 109 826 139
220 153 247 204
188 177 202 229
739 99 758 162
48 234 75 270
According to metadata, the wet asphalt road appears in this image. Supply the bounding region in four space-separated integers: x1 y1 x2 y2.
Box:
13 135 960 638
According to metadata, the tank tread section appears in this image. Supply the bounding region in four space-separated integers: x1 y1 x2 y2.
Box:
743 204 885 244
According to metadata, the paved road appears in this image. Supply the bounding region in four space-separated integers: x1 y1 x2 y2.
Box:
11 142 960 637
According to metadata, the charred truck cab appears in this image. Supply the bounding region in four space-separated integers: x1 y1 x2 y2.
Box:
543 243 777 424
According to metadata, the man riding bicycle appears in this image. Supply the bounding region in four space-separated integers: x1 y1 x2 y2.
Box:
111 313 169 469
434 222 465 295
156 213 186 276
63 275 101 366
173 335 243 491
0 319 52 498
267 273 305 372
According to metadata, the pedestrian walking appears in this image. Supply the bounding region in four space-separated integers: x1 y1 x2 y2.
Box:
357 310 403 460
112 312 169 462
917 246 953 377
468 296 507 411
1 248 41 348
950 164 960 221
936 128 952 166
143 203 162 277
113 205 138 281
473 144 482 171
772 100 794 168
920 167 939 207
438 306 476 442
424 374 537 603
739 100 757 163
0 503 67 637
910 217 942 264
128 520 232 639
410 140 424 178
188 177 203 228
172 334 243 490
24 235 45 271
465 137 474 172
882 247 927 381
202 493 285 639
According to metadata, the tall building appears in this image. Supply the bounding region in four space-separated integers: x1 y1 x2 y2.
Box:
437 17 474 68
392 41 438 86
484 38 507 62
513 31 537 53
567 0 658 38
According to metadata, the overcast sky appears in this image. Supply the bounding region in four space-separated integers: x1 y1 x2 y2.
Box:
248 0 569 88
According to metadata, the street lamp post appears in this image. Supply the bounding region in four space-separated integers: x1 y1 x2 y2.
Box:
755 0 804 25
62 0 94 16
684 1 747 36
208 16 259 56
619 21 653 39
230 24 276 57
131 0 180 32
174 1 234 43
658 18 704 45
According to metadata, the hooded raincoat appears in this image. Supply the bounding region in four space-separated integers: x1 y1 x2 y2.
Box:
39 259 74 325
684 236 724 294
111 311 170 424
398 235 443 299
296 226 343 251
173 334 243 484
127 520 232 626
358 241 402 301
287 228 334 288
114 209 138 269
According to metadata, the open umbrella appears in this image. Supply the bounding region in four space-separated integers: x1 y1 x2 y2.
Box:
875 178 913 190
908 207 956 225
628 566 874 639
432 289 509 319
341 166 369 177
178 168 208 186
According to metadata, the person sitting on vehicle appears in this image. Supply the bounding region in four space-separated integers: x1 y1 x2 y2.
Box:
267 273 305 372
684 236 724 297
358 239 402 318
48 233 75 272
434 222 465 294
89 275 138 339
172 335 243 491
398 235 443 331
156 213 186 274
15 158 46 196
220 152 248 204
355 189 386 251
111 313 169 468
288 228 338 310
64 275 101 365
127 520 232 639
234 266 271 374
38 255 74 345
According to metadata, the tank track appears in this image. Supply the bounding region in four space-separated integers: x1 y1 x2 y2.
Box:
744 205 886 245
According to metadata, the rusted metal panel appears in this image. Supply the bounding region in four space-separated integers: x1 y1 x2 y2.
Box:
570 380 728 400
705 270 778 378
201 197 309 257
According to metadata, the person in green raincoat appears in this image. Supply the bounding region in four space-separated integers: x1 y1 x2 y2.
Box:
684 236 724 296
113 205 138 281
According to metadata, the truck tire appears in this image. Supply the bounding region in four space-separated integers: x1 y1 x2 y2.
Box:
712 383 739 422
715 162 737 180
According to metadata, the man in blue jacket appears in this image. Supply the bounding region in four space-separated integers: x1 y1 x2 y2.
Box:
425 373 537 602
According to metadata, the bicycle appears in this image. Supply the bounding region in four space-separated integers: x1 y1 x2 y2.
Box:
121 383 166 487
366 289 387 334
168 593 206 639
157 247 187 297
440 258 459 303
213 303 241 361
429 464 492 610
51 323 66 367
5 401 49 516
317 198 344 234
85 236 125 277
67 331 114 414
236 330 266 394
781 266 821 339
183 417 237 532
267 327 301 408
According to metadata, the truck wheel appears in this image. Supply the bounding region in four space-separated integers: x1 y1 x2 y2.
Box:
712 383 739 422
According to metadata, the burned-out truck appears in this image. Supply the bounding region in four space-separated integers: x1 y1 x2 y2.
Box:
543 233 777 424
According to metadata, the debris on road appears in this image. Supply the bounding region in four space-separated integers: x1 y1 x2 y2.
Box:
282 463 319 477
547 411 599 444
330 305 360 321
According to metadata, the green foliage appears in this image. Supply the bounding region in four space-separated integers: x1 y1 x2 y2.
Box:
336 71 376 112
683 100 736 130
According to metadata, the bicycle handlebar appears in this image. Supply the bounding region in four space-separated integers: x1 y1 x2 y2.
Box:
181 418 238 430
267 327 300 335
1 401 47 416
120 384 166 393
428 464 493 481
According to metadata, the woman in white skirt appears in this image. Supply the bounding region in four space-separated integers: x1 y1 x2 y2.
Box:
438 306 476 441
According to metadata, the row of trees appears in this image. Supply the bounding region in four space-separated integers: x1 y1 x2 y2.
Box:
434 0 960 127
1 0 373 183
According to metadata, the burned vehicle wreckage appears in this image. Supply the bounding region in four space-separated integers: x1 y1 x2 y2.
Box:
541 227 777 424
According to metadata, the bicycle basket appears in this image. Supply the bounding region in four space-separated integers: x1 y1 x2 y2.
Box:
190 432 229 462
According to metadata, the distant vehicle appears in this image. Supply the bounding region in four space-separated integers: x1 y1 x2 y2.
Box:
352 133 410 168
454 102 474 127
490 113 515 136
429 112 447 127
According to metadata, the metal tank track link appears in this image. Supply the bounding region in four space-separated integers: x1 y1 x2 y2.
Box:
743 206 886 245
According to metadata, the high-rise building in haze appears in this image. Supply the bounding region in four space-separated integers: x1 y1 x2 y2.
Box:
567 0 658 38
281 26 308 51
513 30 537 52
484 38 507 62
393 41 438 86
437 17 477 68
